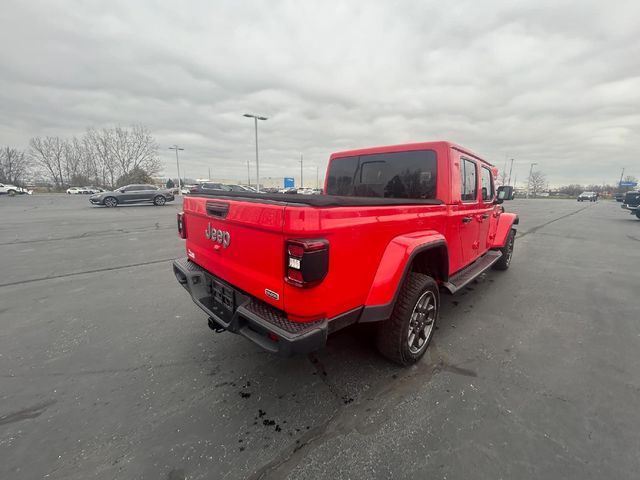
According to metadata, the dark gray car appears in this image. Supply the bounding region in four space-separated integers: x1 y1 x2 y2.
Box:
89 184 175 207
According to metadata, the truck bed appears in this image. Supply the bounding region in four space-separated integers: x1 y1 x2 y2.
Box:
187 191 444 207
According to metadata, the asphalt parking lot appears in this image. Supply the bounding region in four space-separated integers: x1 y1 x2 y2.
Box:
1 194 639 479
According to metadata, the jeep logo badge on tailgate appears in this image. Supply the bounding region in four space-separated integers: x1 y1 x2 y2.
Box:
205 223 230 248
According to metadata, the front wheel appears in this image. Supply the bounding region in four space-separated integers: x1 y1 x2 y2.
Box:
376 272 439 366
103 196 118 208
493 228 516 270
153 195 166 206
635 209 640 220
8 189 17 196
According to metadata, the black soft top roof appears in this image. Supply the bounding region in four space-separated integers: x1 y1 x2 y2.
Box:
187 191 444 207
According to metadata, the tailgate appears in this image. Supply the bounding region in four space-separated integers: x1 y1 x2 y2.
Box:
183 196 286 309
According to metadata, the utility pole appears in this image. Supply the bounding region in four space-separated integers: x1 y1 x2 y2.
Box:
243 113 268 192
526 162 538 199
618 167 625 187
300 154 303 188
316 166 319 189
508 158 514 186
208 167 211 180
168 145 184 193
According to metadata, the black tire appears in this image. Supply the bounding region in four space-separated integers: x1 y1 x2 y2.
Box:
493 228 516 270
8 189 17 196
103 196 118 208
635 209 640 220
153 195 166 206
376 272 439 366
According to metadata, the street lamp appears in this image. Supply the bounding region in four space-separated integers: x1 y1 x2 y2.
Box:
508 158 514 186
243 113 268 192
168 145 184 193
526 162 538 199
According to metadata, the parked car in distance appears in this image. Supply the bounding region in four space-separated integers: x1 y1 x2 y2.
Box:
67 186 90 194
0 183 32 195
89 184 175 207
189 182 232 194
577 191 597 202
83 186 103 194
614 192 625 202
227 184 257 193
621 190 640 219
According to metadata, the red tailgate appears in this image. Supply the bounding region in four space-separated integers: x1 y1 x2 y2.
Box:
182 196 286 309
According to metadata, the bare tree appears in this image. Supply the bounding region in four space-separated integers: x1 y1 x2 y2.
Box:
83 125 160 188
29 136 67 188
108 125 160 177
498 169 508 186
0 147 31 185
63 137 86 184
29 126 161 189
528 170 547 197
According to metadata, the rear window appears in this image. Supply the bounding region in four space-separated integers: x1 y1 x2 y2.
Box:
325 150 437 199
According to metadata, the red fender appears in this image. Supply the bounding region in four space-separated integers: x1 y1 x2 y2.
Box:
491 213 519 248
365 231 446 307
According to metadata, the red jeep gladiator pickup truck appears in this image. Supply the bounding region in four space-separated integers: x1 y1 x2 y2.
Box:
173 141 518 365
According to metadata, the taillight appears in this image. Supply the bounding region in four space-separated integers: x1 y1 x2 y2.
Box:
177 212 187 239
285 239 329 287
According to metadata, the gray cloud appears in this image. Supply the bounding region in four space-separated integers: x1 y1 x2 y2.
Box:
1 0 639 186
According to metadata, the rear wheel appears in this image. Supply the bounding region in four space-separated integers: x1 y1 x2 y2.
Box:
103 196 118 208
376 272 439 365
493 228 515 270
153 195 166 206
8 189 16 196
635 209 640 220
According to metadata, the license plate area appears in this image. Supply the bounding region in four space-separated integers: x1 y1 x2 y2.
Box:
209 277 235 311
198 274 237 325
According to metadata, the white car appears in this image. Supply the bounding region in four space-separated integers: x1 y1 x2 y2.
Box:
0 183 32 195
67 187 89 194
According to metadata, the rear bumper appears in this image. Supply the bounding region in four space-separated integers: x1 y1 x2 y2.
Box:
172 257 328 356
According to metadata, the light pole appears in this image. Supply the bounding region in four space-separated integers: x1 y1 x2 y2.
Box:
300 154 303 188
508 158 514 186
618 167 625 188
243 113 268 192
168 145 184 193
526 162 538 199
316 166 319 190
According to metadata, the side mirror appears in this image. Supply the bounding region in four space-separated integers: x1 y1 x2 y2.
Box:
497 186 513 203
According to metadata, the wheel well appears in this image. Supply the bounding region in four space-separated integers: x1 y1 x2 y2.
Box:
410 244 449 283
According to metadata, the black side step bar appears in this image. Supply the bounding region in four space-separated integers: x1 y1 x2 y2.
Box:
442 250 502 294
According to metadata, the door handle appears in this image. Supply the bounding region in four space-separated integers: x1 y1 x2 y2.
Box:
481 213 489 219
462 216 472 223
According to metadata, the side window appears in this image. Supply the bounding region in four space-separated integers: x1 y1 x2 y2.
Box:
460 159 477 201
481 167 494 202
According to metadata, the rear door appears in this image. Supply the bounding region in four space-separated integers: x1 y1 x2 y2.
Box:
182 197 287 310
140 185 158 201
478 165 496 252
456 156 482 266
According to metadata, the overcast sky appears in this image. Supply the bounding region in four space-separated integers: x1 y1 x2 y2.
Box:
1 0 639 186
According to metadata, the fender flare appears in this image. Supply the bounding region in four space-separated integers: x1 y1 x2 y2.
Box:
491 213 519 249
360 231 448 323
